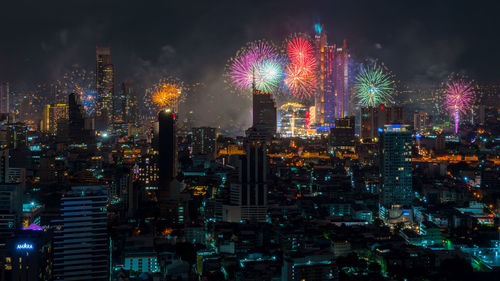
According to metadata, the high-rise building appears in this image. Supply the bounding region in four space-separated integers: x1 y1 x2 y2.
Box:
96 47 114 128
121 81 137 123
278 103 309 137
68 93 86 141
333 40 350 119
314 25 350 129
0 82 9 114
252 88 276 137
52 186 109 281
158 109 177 191
379 124 413 209
330 116 355 150
41 104 69 135
224 129 268 223
361 106 404 139
192 127 217 159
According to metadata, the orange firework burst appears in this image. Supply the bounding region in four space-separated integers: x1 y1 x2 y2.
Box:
151 83 182 110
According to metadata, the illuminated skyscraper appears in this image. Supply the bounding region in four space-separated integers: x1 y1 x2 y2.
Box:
278 103 309 137
96 47 114 129
333 40 350 119
314 25 328 126
41 104 69 135
0 82 9 114
379 125 413 208
314 25 350 129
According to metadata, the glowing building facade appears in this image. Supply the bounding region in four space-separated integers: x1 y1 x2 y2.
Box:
278 103 309 137
379 125 413 208
314 25 350 130
41 104 69 135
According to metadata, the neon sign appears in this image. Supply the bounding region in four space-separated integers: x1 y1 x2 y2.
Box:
16 243 33 250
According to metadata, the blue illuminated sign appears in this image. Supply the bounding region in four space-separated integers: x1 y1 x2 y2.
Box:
16 243 33 250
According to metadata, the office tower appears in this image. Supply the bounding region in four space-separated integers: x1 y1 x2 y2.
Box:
0 183 22 241
252 88 277 137
379 125 413 209
333 40 350 119
0 82 9 114
192 127 217 159
314 25 350 129
330 116 355 150
96 47 114 128
314 25 328 126
158 109 177 191
121 81 137 123
361 106 404 139
414 111 432 132
68 93 86 141
41 104 69 135
52 186 109 281
278 103 309 137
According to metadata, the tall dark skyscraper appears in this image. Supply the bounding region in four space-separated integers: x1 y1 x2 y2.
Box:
121 81 137 123
52 186 109 281
379 124 413 217
96 47 114 129
0 82 9 114
158 109 177 191
252 88 276 137
68 93 86 141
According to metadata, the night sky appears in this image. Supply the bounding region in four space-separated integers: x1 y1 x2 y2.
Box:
1 0 499 88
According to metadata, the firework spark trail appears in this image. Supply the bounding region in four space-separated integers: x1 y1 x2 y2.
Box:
284 36 317 99
444 80 475 133
229 41 283 92
354 64 394 107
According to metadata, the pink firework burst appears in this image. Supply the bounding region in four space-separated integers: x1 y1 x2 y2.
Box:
444 80 475 133
284 36 317 99
229 41 280 91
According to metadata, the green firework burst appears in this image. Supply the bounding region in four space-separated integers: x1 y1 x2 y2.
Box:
354 64 394 107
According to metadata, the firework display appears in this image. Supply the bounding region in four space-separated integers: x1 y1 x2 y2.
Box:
228 41 283 93
60 67 97 116
145 79 184 114
354 64 394 107
444 79 475 134
284 35 317 99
